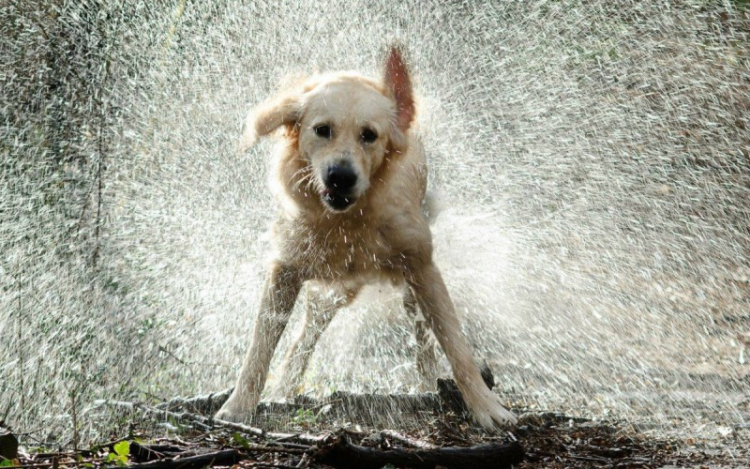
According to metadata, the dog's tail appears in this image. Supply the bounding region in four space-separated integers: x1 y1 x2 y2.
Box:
422 190 443 224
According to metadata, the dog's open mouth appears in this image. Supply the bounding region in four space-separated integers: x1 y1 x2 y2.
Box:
321 189 355 211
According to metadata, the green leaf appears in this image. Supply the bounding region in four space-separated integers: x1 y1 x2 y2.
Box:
0 459 14 467
106 448 128 467
231 433 250 449
114 441 130 458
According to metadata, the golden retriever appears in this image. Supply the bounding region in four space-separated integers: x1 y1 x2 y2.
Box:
216 46 517 429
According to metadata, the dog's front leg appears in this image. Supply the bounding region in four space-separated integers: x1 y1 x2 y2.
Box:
270 286 358 399
407 262 517 430
403 286 439 391
216 262 303 422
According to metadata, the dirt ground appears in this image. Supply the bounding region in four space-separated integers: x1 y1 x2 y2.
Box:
6 400 749 469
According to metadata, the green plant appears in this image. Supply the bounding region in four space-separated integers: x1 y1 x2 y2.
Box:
291 408 317 426
231 433 251 449
106 441 130 466
77 454 94 468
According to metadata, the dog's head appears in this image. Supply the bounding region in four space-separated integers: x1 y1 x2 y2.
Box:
242 46 416 213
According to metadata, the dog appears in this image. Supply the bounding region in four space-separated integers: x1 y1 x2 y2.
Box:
216 46 517 430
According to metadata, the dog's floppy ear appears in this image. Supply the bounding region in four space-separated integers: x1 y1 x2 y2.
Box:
239 93 304 151
383 45 415 151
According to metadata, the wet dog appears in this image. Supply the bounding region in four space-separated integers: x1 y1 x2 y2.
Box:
216 46 517 429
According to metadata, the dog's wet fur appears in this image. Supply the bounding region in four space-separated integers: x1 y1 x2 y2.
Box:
217 46 517 430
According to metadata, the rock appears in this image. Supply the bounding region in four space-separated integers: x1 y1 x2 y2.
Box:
0 431 18 460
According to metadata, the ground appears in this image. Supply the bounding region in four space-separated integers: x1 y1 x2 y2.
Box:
5 397 749 469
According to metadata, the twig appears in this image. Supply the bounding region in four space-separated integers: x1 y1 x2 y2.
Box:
294 453 311 468
0 463 55 469
157 346 189 367
246 465 299 469
124 448 303 469
71 391 78 453
123 449 243 469
380 430 436 450
109 400 262 436
568 454 611 463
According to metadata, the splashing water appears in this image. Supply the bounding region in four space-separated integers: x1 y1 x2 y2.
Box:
1 0 748 446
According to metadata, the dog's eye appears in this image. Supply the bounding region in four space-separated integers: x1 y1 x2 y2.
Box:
314 124 332 139
360 128 378 143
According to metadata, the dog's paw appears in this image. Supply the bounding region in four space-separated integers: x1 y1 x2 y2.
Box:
214 406 251 423
214 393 256 423
464 386 518 430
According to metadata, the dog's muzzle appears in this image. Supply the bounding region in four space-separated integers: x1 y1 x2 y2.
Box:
322 163 357 211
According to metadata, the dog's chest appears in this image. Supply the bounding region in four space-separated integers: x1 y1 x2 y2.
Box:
277 220 402 281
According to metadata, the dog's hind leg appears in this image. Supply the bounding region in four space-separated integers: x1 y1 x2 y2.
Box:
404 285 439 391
270 285 358 399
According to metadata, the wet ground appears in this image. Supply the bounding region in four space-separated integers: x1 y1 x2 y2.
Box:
8 410 749 469
6 391 749 469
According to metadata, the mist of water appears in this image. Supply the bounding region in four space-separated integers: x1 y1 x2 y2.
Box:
1 0 748 446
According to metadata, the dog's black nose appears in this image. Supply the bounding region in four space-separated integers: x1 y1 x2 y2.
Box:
325 164 357 193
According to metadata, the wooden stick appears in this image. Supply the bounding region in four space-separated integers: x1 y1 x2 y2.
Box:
125 448 303 469
103 401 328 446
155 390 232 414
0 463 54 469
124 449 244 469
380 430 436 449
316 437 524 469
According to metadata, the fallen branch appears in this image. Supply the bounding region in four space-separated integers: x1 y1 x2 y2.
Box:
380 430 436 450
129 442 187 462
123 449 244 469
316 436 524 469
102 401 330 446
156 366 499 428
124 448 305 469
0 464 54 469
156 390 232 414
